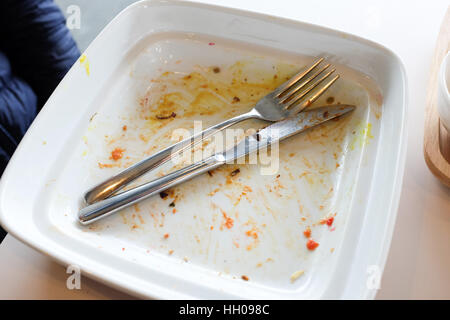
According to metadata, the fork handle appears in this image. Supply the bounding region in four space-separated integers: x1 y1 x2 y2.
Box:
78 155 224 224
83 110 258 204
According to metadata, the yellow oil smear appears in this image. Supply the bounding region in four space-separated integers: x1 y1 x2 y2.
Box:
138 60 298 127
79 54 90 76
350 121 373 150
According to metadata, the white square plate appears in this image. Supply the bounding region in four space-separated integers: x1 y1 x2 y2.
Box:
0 0 407 299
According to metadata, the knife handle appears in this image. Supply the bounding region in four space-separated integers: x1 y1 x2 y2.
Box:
78 155 224 225
83 111 256 205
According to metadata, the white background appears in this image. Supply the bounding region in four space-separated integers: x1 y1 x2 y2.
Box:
0 0 449 299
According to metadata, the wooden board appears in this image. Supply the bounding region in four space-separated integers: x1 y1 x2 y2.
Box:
424 6 450 187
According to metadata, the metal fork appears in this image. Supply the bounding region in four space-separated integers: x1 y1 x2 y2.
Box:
84 57 339 204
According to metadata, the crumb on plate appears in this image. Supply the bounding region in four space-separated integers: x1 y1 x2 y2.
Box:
110 147 125 161
156 112 176 120
303 227 311 238
306 239 319 251
160 191 168 199
230 168 240 177
290 270 305 283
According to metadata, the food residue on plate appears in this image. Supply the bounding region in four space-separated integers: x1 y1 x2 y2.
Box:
80 34 383 286
110 147 125 161
79 54 90 76
220 210 234 230
290 270 305 283
306 239 319 251
303 227 311 238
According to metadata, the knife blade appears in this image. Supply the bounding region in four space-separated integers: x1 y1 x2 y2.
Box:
222 104 355 163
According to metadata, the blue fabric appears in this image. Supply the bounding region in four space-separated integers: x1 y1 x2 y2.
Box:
0 0 80 241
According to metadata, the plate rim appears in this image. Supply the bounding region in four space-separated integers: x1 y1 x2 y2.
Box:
0 0 408 299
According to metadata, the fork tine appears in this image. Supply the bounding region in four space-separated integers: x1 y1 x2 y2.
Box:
288 74 340 113
279 63 331 104
284 69 337 109
275 57 324 98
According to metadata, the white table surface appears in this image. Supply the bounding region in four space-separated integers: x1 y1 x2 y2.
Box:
0 0 449 299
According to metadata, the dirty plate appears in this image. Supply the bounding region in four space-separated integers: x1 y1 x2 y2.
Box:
0 0 407 299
